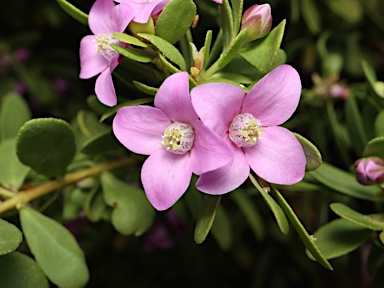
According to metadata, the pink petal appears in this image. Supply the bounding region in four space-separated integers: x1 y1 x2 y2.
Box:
95 65 117 106
116 0 167 23
142 149 192 211
155 72 199 124
212 0 222 3
79 35 109 79
88 0 117 34
196 140 249 195
190 120 233 175
113 106 171 155
113 3 135 32
244 126 305 185
243 65 301 126
191 82 244 137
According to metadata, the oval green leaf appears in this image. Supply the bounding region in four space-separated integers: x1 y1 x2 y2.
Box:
0 218 23 256
20 207 89 288
194 195 221 244
112 32 149 48
211 206 233 251
0 252 49 288
16 118 76 178
110 44 155 63
294 133 322 171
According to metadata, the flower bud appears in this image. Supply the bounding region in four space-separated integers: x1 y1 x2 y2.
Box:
241 4 272 43
355 157 384 186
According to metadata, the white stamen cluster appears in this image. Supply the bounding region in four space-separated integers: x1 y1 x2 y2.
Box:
161 122 194 154
229 113 263 147
94 34 119 61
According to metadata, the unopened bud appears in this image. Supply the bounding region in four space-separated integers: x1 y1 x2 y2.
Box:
355 157 384 186
241 4 272 43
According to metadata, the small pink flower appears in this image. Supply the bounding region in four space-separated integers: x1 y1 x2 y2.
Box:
113 72 233 210
355 157 384 186
115 0 169 23
79 0 134 106
241 4 272 43
191 65 306 194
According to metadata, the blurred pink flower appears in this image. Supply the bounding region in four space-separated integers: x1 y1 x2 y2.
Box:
13 48 30 63
355 157 384 185
113 72 233 210
79 0 134 106
191 65 306 194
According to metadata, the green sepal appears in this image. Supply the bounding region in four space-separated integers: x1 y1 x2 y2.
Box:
155 0 196 44
20 207 89 287
138 33 186 70
194 195 221 244
100 97 153 122
112 32 150 48
307 218 371 260
0 252 49 288
0 218 23 256
221 0 234 48
217 28 247 69
363 136 384 159
133 81 159 96
101 172 155 236
311 162 384 202
240 20 286 73
272 187 333 270
0 91 31 142
294 133 322 172
16 118 76 178
57 0 88 25
330 203 384 231
110 44 155 63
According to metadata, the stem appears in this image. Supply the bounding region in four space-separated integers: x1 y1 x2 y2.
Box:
0 157 136 214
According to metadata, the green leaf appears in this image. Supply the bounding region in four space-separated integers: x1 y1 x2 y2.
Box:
84 187 106 223
16 118 76 178
361 60 377 86
133 81 159 96
301 0 321 34
0 219 23 256
194 195 221 244
221 0 234 48
138 33 186 70
373 81 384 98
294 133 322 172
330 203 384 231
80 129 122 155
240 20 286 73
20 208 89 287
101 172 155 236
272 187 333 270
325 0 363 23
231 190 265 241
57 0 88 25
307 218 371 260
363 136 384 159
202 30 212 70
86 95 109 115
380 230 384 245
0 91 31 142
217 28 247 69
110 44 155 63
0 252 49 288
311 162 384 202
155 0 196 44
270 49 287 70
112 32 149 48
374 111 384 137
211 206 233 250
0 138 30 191
100 97 154 122
77 110 108 137
249 174 289 235
231 0 244 34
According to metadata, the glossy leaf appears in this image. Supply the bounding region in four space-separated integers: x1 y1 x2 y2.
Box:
112 32 149 48
330 203 383 231
311 162 384 202
294 133 322 172
100 97 154 122
138 33 186 70
20 208 89 287
0 252 49 288
133 81 158 96
217 28 247 69
363 137 384 159
57 0 88 25
101 172 155 236
249 174 289 235
0 138 29 191
0 218 23 256
155 0 196 44
194 195 221 244
307 218 371 260
16 118 76 178
110 44 155 63
240 20 286 73
0 91 31 142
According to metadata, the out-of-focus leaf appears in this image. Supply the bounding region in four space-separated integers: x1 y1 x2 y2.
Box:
363 137 384 159
0 219 23 256
194 195 221 244
84 187 106 223
80 129 122 155
57 0 88 25
374 111 384 137
373 81 384 98
294 133 322 171
301 0 321 34
211 206 233 250
100 97 153 122
325 0 363 23
20 208 89 287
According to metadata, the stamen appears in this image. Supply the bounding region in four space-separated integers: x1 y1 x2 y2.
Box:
229 113 263 147
161 122 194 154
93 34 119 61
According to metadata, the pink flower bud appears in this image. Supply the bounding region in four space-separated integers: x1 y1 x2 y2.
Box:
355 157 384 186
241 4 272 43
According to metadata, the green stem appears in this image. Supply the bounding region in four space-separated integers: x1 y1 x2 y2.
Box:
0 157 136 214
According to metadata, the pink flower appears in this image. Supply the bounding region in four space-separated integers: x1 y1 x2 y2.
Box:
79 0 134 106
113 72 233 210
191 65 306 194
212 0 222 3
355 157 384 186
115 0 169 23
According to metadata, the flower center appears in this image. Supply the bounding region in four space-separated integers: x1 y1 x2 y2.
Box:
94 34 119 61
229 113 263 147
161 122 194 154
